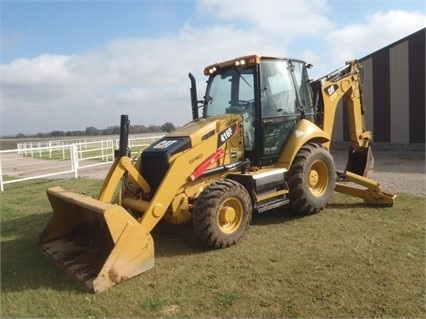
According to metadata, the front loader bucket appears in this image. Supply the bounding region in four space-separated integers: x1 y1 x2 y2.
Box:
40 186 154 293
345 146 374 178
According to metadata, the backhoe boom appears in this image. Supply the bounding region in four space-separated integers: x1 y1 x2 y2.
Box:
313 60 395 205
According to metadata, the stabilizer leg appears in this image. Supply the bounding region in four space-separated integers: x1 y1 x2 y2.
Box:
335 171 395 206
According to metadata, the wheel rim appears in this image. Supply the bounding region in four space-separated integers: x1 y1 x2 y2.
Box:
217 197 243 234
308 160 329 197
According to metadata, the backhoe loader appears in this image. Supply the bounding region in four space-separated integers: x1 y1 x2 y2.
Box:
40 56 395 293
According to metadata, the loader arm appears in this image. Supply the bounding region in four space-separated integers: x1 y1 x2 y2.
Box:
120 116 244 232
97 113 151 203
121 139 220 232
98 156 151 202
96 113 244 233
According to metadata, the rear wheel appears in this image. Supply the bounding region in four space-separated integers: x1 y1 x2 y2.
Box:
193 179 252 248
287 142 336 215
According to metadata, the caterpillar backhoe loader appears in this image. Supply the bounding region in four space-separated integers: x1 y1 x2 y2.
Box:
40 56 395 293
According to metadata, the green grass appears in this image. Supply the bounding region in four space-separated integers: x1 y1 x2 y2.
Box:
20 149 110 161
26 149 73 160
1 178 425 318
19 145 144 162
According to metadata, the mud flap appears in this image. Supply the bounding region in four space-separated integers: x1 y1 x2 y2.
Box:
345 146 374 178
40 186 154 293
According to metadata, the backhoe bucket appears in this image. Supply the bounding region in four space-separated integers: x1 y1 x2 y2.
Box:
40 186 154 293
345 146 374 178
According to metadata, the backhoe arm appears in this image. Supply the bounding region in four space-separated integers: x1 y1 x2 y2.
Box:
318 60 371 151
314 60 395 206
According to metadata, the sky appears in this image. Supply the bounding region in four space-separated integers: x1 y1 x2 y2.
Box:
1 0 425 136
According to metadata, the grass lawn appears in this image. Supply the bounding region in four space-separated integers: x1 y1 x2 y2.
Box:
1 178 425 318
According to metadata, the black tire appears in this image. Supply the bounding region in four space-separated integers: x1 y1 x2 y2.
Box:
287 142 336 215
193 179 253 249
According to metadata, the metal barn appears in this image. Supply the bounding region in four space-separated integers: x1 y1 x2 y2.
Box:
332 28 425 150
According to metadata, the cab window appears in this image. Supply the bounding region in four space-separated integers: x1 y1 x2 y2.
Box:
260 60 297 117
292 61 314 117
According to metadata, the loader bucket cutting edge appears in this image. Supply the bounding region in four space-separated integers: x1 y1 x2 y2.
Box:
40 186 154 293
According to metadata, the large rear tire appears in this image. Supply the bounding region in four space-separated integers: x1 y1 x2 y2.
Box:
193 179 252 249
287 142 336 215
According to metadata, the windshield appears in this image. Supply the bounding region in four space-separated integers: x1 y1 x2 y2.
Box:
204 67 255 117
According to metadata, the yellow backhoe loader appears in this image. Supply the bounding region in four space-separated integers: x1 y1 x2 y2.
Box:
40 56 395 293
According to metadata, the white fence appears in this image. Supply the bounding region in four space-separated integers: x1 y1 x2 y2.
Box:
0 134 163 192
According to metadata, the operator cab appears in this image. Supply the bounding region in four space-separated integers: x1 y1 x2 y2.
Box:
202 55 314 166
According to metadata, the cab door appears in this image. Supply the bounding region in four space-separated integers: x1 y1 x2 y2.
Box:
259 59 301 165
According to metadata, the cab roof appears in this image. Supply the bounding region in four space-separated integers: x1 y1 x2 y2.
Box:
203 55 306 75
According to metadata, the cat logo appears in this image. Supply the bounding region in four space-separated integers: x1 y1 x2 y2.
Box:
153 139 178 149
324 84 339 101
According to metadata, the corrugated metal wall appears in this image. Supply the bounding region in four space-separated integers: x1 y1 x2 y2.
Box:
331 28 425 146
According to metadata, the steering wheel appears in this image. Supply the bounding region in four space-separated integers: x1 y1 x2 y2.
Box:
228 99 254 114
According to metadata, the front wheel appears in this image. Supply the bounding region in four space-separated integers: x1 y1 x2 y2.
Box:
193 179 252 249
287 142 336 215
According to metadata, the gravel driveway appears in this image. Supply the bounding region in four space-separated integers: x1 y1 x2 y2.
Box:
331 149 425 197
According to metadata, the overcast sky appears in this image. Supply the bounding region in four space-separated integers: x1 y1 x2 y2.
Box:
1 0 425 136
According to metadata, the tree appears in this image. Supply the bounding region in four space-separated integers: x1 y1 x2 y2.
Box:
148 125 160 133
50 130 65 137
85 126 99 136
161 122 175 133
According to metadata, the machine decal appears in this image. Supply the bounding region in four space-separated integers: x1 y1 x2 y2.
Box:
324 84 339 101
153 139 178 149
217 122 238 147
189 153 203 164
189 148 225 181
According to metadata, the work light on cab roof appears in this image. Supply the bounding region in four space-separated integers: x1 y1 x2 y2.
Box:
204 55 259 75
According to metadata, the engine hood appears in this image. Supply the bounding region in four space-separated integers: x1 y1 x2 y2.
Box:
165 114 242 148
